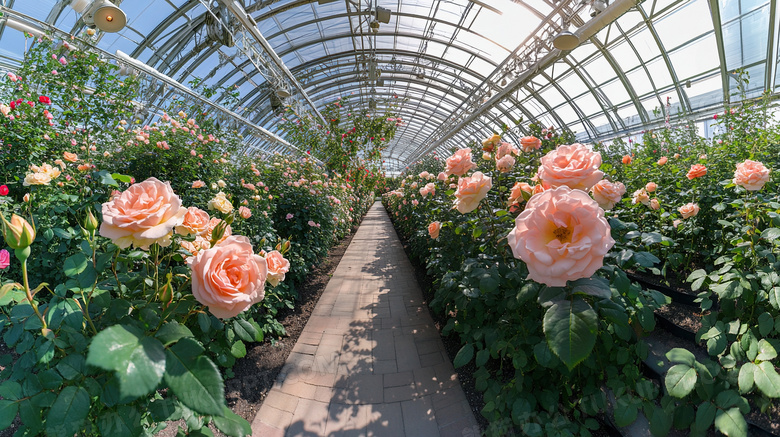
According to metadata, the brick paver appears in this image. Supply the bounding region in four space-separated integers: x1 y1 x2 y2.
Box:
252 202 480 436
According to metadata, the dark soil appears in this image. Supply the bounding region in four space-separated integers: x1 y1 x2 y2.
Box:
628 269 697 297
655 303 704 333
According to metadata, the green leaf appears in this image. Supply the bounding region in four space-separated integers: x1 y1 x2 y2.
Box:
155 322 194 346
63 253 89 278
86 325 166 399
756 339 778 361
454 343 474 368
687 269 707 282
614 397 638 427
665 364 697 398
233 319 261 343
570 277 612 299
0 400 17 429
666 348 696 367
164 338 225 416
759 313 774 337
213 406 252 437
111 173 134 184
543 297 597 370
711 281 742 300
633 251 660 267
753 361 780 398
475 349 490 367
695 401 716 430
738 362 755 394
714 407 747 437
761 227 780 241
198 312 211 334
648 405 672 436
771 288 780 310
95 170 119 187
230 340 246 358
98 407 142 437
45 386 90 437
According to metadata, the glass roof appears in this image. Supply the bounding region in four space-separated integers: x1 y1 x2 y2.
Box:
0 0 777 172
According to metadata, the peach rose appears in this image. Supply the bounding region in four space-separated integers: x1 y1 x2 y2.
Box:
632 188 650 206
645 182 657 193
496 142 518 159
591 180 626 210
537 143 604 191
482 134 501 152
445 148 477 177
437 172 447 181
419 171 430 179
622 155 631 164
509 182 533 204
482 152 491 161
686 164 707 179
496 155 516 173
678 203 700 219
239 206 252 219
673 219 682 228
733 159 770 191
99 177 186 249
506 186 615 287
453 171 492 214
180 235 211 258
428 221 441 239
188 235 267 319
657 156 668 165
520 136 542 153
265 250 290 287
192 180 205 188
23 172 51 186
650 198 660 210
175 207 211 236
63 152 78 162
674 153 680 159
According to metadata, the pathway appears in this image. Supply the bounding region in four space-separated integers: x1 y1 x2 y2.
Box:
252 202 480 437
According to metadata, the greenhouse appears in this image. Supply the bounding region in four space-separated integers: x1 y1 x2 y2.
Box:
0 0 778 435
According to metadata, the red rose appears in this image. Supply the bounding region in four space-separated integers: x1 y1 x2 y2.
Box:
38 96 51 105
0 185 8 196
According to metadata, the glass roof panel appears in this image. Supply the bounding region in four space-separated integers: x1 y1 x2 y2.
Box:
667 34 719 81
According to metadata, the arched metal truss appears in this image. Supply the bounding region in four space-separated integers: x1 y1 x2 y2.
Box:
0 0 778 170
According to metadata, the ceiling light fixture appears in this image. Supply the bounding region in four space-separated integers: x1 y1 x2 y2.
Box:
552 30 580 50
71 0 127 33
375 6 392 24
589 0 608 17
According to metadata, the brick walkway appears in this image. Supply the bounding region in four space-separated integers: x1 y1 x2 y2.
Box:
252 202 480 437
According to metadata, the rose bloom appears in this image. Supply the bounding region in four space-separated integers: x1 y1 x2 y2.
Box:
175 207 211 236
286 213 294 220
673 219 682 228
520 136 542 153
208 192 233 214
188 235 267 319
506 186 615 287
482 134 501 152
0 249 9 269
418 171 430 179
496 155 516 173
657 156 668 165
23 172 51 186
509 182 533 204
482 152 492 161
445 148 477 177
632 188 650 206
453 171 492 214
645 182 657 193
591 180 626 210
192 180 205 188
265 250 290 287
437 172 447 181
650 198 660 210
678 203 700 219
205 218 232 245
428 221 441 239
622 155 632 164
733 159 770 191
63 152 78 162
99 178 186 249
0 185 7 196
238 206 252 219
686 164 707 180
674 153 680 159
537 143 604 191
180 236 211 258
495 142 518 159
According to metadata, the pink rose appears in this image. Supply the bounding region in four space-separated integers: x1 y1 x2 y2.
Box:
495 142 518 159
192 180 205 188
175 207 211 236
445 148 477 177
496 155 516 173
650 198 660 210
733 159 770 191
188 235 267 319
645 182 657 193
520 136 542 153
0 249 9 269
238 206 252 219
657 156 668 165
537 144 604 191
686 164 707 179
591 180 626 210
632 188 650 206
437 172 447 181
428 221 441 239
99 178 186 249
265 250 290 287
509 182 533 204
418 171 430 179
286 213 294 220
507 186 615 287
454 171 492 214
678 203 700 219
